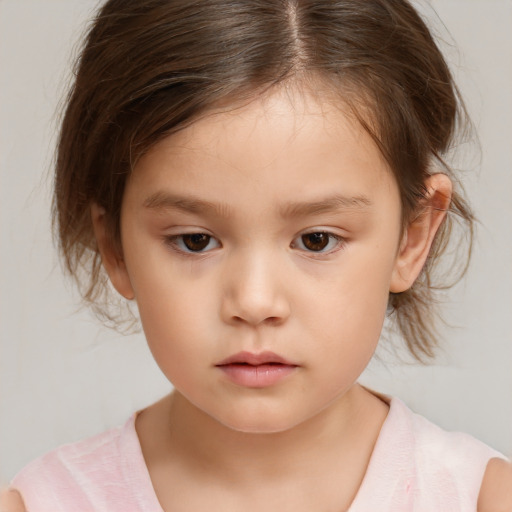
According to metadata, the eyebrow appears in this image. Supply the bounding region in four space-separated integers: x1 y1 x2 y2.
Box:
143 192 372 218
143 192 232 217
279 194 373 218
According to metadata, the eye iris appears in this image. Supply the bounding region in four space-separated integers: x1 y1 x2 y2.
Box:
302 233 329 251
183 234 210 251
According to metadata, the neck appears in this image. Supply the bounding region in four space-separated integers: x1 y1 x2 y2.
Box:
136 384 388 487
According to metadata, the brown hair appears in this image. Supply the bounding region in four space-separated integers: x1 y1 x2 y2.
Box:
54 0 474 361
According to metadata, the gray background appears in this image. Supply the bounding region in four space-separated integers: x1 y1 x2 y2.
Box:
1 0 511 483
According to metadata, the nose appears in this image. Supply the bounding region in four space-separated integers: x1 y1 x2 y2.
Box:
220 250 291 327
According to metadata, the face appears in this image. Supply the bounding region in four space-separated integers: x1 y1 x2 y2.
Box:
112 87 405 433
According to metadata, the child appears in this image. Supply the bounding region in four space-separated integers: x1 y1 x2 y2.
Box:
4 0 512 510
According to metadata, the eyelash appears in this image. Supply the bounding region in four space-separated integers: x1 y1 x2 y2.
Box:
164 231 346 257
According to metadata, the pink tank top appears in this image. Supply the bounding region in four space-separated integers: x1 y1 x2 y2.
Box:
11 397 507 511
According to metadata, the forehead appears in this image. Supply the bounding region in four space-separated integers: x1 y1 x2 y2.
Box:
126 85 398 215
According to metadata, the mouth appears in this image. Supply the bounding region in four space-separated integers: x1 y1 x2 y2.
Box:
216 351 297 366
215 351 299 388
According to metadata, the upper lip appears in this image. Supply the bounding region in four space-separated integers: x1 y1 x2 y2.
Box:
216 351 298 366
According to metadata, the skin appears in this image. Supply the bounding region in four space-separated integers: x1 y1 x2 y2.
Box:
478 458 512 512
116 88 407 438
0 490 25 512
94 85 452 510
97 85 447 510
6 85 510 510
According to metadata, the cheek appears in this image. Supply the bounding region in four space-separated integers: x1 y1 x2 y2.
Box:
121 244 211 364
306 245 396 355
136 294 208 391
135 274 210 348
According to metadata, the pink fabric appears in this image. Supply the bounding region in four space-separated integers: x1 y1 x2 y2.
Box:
11 414 162 512
349 398 506 511
11 397 507 511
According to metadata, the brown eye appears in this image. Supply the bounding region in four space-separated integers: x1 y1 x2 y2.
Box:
292 231 344 254
182 234 212 251
301 232 330 251
166 233 221 255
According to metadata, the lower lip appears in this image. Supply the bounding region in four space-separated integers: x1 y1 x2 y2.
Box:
217 363 297 388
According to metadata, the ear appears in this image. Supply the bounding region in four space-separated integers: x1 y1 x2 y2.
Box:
90 203 135 300
390 173 452 293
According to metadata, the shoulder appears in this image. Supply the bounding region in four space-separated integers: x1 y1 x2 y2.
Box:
388 398 508 508
10 419 133 512
409 407 497 464
393 398 503 468
477 457 512 512
13 420 125 481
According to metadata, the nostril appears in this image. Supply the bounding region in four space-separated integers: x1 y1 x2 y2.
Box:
232 315 281 325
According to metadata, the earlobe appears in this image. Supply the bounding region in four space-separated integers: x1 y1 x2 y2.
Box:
390 174 452 293
90 203 135 300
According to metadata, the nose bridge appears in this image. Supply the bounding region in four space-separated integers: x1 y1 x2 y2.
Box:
221 244 290 326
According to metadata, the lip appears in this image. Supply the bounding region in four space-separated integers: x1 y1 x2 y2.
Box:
215 351 299 388
216 351 297 366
